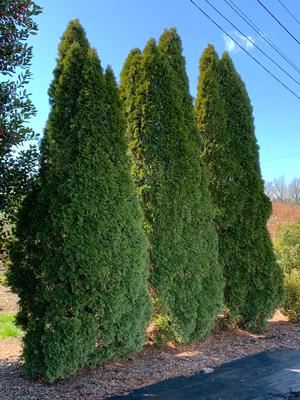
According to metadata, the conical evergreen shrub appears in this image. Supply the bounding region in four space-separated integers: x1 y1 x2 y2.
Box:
158 28 201 150
120 35 223 344
195 47 284 331
219 53 284 330
9 22 90 379
9 20 151 382
158 29 224 338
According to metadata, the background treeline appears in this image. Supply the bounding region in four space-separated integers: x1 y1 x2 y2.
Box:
7 19 284 382
265 176 300 203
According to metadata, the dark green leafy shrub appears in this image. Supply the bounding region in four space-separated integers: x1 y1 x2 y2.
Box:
0 0 42 264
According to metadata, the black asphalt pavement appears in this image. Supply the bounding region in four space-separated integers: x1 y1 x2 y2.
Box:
108 349 300 400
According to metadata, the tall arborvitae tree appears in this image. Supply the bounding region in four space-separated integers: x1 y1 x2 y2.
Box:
8 19 90 338
194 45 246 321
219 53 283 331
100 64 152 358
195 47 284 331
158 28 201 151
120 37 223 344
9 21 151 382
158 29 223 338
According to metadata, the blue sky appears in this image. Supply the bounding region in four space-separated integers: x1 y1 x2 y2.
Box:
27 0 300 182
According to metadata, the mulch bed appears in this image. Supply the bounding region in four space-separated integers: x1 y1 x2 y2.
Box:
1 318 300 400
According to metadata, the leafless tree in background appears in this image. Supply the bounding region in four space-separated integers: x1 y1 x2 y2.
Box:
288 178 300 203
265 176 300 203
265 176 288 201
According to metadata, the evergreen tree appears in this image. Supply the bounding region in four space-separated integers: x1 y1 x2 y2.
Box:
158 29 200 146
220 53 284 331
9 21 151 382
195 47 284 331
120 37 223 344
9 21 90 379
194 45 245 321
158 28 192 120
158 29 223 337
8 19 90 338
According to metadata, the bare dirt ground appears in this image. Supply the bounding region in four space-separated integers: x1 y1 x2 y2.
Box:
0 285 18 314
0 309 299 400
0 283 18 314
0 338 22 361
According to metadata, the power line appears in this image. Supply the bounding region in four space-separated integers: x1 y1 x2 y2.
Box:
203 0 300 87
257 0 300 46
262 152 300 163
277 0 300 28
188 0 300 100
225 0 300 75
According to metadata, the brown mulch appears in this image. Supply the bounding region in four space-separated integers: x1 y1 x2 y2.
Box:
0 313 300 400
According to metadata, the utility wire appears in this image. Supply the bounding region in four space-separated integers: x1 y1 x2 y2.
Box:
225 0 300 74
257 0 300 46
262 152 300 163
189 0 300 100
204 0 300 87
277 0 300 28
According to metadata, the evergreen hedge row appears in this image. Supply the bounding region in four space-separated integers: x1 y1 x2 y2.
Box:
7 22 284 382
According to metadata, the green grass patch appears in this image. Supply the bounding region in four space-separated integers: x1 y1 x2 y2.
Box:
0 314 22 339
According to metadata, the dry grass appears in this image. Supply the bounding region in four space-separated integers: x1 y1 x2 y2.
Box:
268 201 300 239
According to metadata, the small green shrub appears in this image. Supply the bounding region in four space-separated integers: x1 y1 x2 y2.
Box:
154 314 182 346
0 314 22 339
274 220 300 274
0 272 7 286
282 270 300 322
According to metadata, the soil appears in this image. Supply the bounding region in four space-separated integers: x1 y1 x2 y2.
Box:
0 284 18 314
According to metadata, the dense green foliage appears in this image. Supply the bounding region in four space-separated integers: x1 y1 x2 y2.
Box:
274 220 300 274
195 46 284 332
8 20 151 382
274 221 300 322
158 29 201 149
0 0 41 261
282 270 300 322
120 30 223 344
